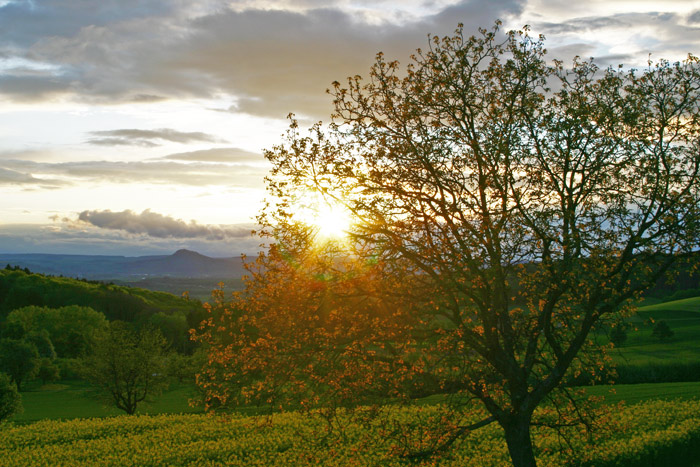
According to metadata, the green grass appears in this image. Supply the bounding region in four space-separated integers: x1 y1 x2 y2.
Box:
12 380 203 423
611 295 700 366
9 295 700 424
584 381 700 405
14 378 700 425
637 296 700 313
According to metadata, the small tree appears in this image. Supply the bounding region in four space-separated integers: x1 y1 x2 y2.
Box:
81 322 169 415
652 320 674 341
0 339 39 391
0 372 22 422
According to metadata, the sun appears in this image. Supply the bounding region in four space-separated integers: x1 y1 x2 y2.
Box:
314 202 352 239
294 192 353 240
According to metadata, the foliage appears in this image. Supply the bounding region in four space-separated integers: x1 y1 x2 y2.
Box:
0 321 25 340
25 330 57 360
2 400 700 466
6 306 107 358
0 372 21 423
166 352 204 383
150 311 192 354
651 320 675 341
198 22 700 467
0 339 39 391
80 322 170 415
0 268 202 324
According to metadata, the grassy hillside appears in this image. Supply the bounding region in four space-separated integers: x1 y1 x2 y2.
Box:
0 268 203 323
12 378 700 423
113 276 244 302
12 380 204 422
615 296 700 365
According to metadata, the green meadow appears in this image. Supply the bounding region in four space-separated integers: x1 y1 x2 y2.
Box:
5 293 700 466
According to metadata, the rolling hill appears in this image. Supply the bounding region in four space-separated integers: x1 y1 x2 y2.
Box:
0 249 245 280
0 268 203 323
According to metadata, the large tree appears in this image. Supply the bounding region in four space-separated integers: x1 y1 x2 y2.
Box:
197 24 700 467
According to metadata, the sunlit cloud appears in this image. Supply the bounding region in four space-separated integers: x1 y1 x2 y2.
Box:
160 147 263 163
0 158 267 187
0 167 66 188
86 128 227 147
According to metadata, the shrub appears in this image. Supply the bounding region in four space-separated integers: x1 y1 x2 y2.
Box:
0 372 22 422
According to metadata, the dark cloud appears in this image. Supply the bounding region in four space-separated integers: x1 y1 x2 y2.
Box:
86 128 227 146
0 1 527 118
0 0 178 48
688 10 700 25
78 209 254 240
170 1 526 118
161 147 263 163
0 74 73 101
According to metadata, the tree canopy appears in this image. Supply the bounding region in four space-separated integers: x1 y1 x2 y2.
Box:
0 268 201 323
196 23 700 467
6 305 107 358
0 372 22 422
81 322 169 415
0 339 39 391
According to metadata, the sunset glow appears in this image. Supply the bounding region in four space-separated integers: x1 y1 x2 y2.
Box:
0 0 698 255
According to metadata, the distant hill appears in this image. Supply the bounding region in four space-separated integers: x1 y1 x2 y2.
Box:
0 268 203 323
0 249 245 280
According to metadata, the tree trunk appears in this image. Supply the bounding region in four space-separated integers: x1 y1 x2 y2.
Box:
502 416 537 467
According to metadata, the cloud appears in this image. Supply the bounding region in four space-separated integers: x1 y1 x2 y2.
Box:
160 147 263 163
0 222 262 256
78 209 255 240
169 1 527 119
0 167 65 188
531 11 700 63
86 128 227 146
0 1 527 118
1 158 268 187
535 15 627 34
688 9 700 25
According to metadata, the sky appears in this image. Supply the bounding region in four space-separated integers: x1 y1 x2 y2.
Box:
1 0 699 257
